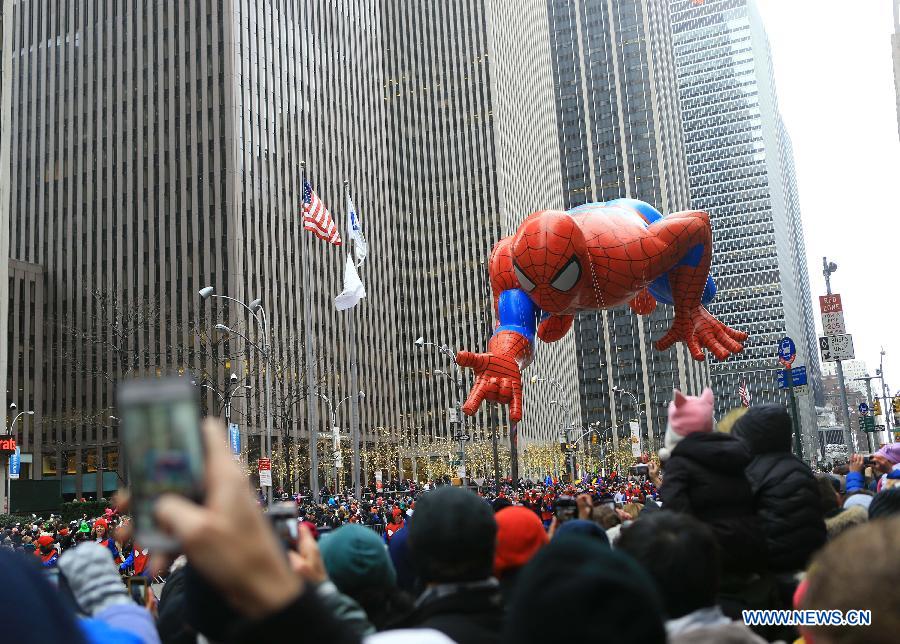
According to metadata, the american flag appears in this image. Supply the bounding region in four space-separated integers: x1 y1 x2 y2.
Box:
739 380 751 408
302 179 341 245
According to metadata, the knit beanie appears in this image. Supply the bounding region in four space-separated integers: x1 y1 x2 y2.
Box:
875 443 900 465
503 534 665 644
868 488 900 520
659 388 715 461
493 506 548 578
57 543 132 615
409 487 497 583
554 519 610 547
0 549 87 643
319 523 397 593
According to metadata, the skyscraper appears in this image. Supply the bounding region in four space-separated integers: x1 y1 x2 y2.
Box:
0 2 11 515
669 0 822 456
3 0 577 498
893 0 900 140
546 0 710 455
383 0 581 477
1 0 397 499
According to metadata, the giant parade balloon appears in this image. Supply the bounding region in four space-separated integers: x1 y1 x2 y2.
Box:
456 198 747 422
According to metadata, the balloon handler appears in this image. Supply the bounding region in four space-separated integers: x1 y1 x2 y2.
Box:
457 199 747 422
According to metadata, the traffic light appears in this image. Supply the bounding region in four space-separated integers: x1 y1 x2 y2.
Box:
893 396 900 415
591 434 598 445
874 398 882 416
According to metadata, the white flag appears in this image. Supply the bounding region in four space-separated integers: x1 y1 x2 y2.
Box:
334 254 366 310
347 193 368 266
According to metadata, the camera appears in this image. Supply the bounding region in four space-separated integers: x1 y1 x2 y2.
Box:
268 501 299 551
555 495 578 523
630 464 649 476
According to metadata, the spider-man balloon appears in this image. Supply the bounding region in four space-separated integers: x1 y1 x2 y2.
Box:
457 198 747 422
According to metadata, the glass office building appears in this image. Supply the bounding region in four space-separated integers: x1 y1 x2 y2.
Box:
547 0 710 454
669 0 822 456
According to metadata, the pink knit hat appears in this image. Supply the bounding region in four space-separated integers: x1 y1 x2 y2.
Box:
875 443 900 465
659 388 715 461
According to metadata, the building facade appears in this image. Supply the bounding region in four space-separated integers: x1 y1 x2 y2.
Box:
3 0 580 497
669 0 822 458
0 1 13 512
383 0 581 479
1 0 397 498
893 0 900 140
546 0 710 458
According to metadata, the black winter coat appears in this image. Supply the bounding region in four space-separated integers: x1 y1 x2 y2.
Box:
660 432 767 575
398 583 503 644
732 405 826 573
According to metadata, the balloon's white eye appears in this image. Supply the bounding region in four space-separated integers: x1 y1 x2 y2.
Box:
513 263 536 292
550 257 581 292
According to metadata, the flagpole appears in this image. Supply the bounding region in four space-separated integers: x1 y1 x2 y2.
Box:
300 162 321 500
345 180 362 500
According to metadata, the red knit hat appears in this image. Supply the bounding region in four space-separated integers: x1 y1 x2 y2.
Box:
36 535 55 547
493 506 548 578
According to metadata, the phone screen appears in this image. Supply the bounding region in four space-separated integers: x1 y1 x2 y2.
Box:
119 378 204 549
127 577 149 605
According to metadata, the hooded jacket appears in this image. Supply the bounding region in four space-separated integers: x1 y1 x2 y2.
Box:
660 432 766 575
732 405 826 572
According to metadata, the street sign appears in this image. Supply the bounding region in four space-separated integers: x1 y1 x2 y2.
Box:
859 403 869 416
8 447 20 481
857 416 875 431
778 337 796 366
257 458 272 487
821 312 846 336
777 366 807 389
228 423 241 457
819 334 855 361
819 294 843 314
793 384 810 396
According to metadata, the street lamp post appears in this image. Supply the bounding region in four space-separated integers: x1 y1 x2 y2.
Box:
613 387 642 455
415 337 473 485
434 369 471 485
200 287 274 506
4 404 35 514
313 389 365 497
823 258 854 450
532 376 578 480
877 348 892 444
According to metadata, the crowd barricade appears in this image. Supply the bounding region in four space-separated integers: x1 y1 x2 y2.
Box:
364 523 385 536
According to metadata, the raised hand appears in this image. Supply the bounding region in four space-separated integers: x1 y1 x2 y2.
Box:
456 330 531 422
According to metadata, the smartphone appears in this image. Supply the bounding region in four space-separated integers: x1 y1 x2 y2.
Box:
269 501 299 551
630 464 649 476
118 377 204 550
127 576 149 605
863 456 875 467
555 495 578 523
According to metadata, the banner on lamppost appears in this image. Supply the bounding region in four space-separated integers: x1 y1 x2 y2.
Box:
8 447 20 480
629 421 641 458
375 470 383 493
258 458 272 487
228 423 241 459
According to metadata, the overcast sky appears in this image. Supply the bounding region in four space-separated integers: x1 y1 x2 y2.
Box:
754 0 900 391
